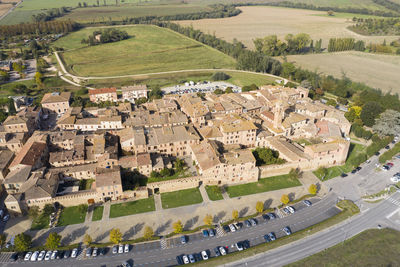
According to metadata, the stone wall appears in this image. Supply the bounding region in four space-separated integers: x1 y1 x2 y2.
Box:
147 177 201 193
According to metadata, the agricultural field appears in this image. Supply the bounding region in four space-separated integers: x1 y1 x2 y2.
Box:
285 51 400 93
53 25 236 77
177 6 397 49
0 3 13 17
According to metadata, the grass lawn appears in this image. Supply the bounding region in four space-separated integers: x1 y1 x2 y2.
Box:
147 170 190 184
57 205 88 226
289 228 400 267
91 206 104 221
109 197 155 218
161 188 203 209
226 174 302 198
79 179 95 190
205 185 224 201
314 143 366 181
53 25 236 77
31 212 50 230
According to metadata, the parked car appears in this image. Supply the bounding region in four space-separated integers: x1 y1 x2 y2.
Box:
250 218 258 226
387 162 394 167
351 169 357 174
219 246 227 255
24 251 32 261
44 250 52 261
176 255 184 265
214 247 221 257
341 173 348 178
182 255 189 264
263 234 271 242
375 152 380 156
71 248 78 258
64 250 71 259
202 229 209 237
92 247 98 257
303 200 312 206
124 244 129 253
188 254 195 263
50 251 57 260
30 251 39 261
85 247 92 257
0 209 4 219
287 206 295 214
37 250 46 261
209 229 215 237
56 251 63 259
234 222 242 229
3 214 10 222
121 261 132 267
244 220 251 227
391 176 400 183
201 250 209 260
10 252 18 262
385 145 390 149
356 166 362 171
223 225 230 233
283 207 290 214
118 244 124 254
180 235 187 244
229 224 236 232
235 242 243 251
262 214 270 221
268 232 276 241
267 213 276 219
242 240 250 249
283 226 292 235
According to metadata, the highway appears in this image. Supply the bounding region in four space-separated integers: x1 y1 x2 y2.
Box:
227 191 400 267
1 194 340 267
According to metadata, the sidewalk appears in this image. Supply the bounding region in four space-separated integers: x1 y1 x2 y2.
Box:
199 184 210 203
154 194 162 211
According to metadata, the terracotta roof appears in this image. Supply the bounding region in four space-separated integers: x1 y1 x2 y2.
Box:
95 167 122 187
121 85 148 92
41 92 71 104
9 141 47 169
89 88 117 95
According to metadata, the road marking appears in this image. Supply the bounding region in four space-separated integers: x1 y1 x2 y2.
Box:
386 208 400 219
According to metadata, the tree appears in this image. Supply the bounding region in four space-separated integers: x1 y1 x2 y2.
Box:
308 184 318 195
173 158 185 173
149 86 162 100
43 204 54 215
373 109 400 136
232 210 239 221
14 233 32 252
143 226 154 240
159 168 173 177
28 206 40 220
360 101 383 127
34 71 43 86
327 10 335 16
281 194 290 205
45 232 62 250
83 234 92 246
288 168 300 180
173 221 183 233
211 72 230 81
0 234 6 248
256 201 264 214
203 214 213 226
110 228 122 244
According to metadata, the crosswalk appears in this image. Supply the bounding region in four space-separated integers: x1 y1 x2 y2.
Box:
160 238 167 250
0 252 12 263
216 226 225 237
387 196 400 206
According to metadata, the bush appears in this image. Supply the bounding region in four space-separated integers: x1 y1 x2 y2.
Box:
211 72 230 81
379 143 400 163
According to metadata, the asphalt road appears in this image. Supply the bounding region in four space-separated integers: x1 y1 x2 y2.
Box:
228 191 400 267
1 194 340 267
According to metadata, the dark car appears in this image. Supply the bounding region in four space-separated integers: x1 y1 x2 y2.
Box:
356 166 362 171
176 255 184 265
341 173 348 178
244 220 251 227
57 251 64 259
263 235 271 242
99 247 108 256
222 225 230 233
214 247 221 257
267 213 276 219
10 252 18 262
351 169 357 174
63 250 71 259
268 232 276 241
385 145 390 149
242 240 250 249
180 235 187 244
262 214 270 221
375 152 380 156
202 229 209 238
250 218 258 226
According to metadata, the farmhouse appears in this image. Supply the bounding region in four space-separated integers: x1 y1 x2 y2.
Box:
41 92 71 114
89 87 118 103
121 85 149 103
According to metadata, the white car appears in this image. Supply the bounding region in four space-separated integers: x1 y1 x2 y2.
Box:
229 224 236 232
112 245 118 254
44 251 52 261
2 214 9 222
182 255 189 264
235 242 243 251
124 244 129 253
219 246 227 255
118 244 124 254
287 206 295 214
51 251 57 260
71 248 78 258
30 251 39 261
201 250 208 260
24 252 32 261
391 176 400 183
37 250 46 261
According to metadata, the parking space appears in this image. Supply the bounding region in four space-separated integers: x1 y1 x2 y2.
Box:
133 240 161 252
162 81 241 95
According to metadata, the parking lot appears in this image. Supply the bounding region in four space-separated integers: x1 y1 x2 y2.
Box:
162 81 241 95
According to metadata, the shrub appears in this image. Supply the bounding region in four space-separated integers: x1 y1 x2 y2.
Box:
211 72 230 81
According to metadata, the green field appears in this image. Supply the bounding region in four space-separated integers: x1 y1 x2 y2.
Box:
57 205 88 226
313 143 366 180
109 197 155 218
205 185 224 201
31 212 50 230
289 228 400 267
226 174 302 198
54 25 236 77
92 206 104 221
161 188 203 209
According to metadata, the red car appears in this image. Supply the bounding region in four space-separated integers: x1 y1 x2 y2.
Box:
387 162 394 167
